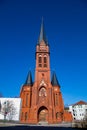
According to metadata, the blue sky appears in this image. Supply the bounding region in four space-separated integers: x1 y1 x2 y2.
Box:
0 0 87 105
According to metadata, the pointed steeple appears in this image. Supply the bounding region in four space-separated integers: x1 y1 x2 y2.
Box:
51 72 60 87
38 18 48 45
24 71 33 86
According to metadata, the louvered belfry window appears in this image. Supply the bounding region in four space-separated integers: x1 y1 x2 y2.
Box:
38 55 42 67
44 56 47 67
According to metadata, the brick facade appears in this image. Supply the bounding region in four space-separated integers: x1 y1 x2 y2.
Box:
20 21 72 124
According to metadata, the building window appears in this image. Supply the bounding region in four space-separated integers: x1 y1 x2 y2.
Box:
38 56 42 67
55 93 58 106
23 92 25 107
44 64 47 67
44 57 47 63
73 113 75 116
39 87 47 97
26 94 28 107
56 94 58 105
44 56 47 67
56 112 63 119
25 112 28 121
73 109 74 112
39 56 42 63
56 112 58 119
39 64 42 67
21 112 23 120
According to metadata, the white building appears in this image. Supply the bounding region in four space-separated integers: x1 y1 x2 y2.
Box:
69 100 87 121
0 98 21 121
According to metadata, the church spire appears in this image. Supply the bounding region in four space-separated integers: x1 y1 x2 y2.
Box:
51 72 60 87
24 71 33 86
38 18 48 45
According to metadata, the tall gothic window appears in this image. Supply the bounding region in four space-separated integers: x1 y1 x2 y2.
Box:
21 112 23 120
25 112 28 121
26 94 28 107
56 112 58 119
23 92 25 107
55 93 58 106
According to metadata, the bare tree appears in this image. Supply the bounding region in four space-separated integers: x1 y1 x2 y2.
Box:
1 100 17 121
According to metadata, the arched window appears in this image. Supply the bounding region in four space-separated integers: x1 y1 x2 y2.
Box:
25 112 28 121
39 87 47 97
26 94 28 107
56 112 58 119
44 57 47 63
55 93 58 106
22 92 25 107
38 55 42 67
21 112 23 120
39 57 42 63
44 56 47 67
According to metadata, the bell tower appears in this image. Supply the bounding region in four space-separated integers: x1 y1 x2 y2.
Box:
28 20 53 123
35 19 50 83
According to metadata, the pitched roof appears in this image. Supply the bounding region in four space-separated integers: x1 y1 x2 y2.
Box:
38 18 48 45
73 100 87 106
24 71 33 86
51 72 60 87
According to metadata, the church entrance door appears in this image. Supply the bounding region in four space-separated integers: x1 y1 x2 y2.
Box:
38 106 48 122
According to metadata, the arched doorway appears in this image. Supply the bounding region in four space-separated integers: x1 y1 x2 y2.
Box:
38 106 48 122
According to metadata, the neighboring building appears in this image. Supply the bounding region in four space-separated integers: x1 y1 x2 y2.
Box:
20 20 72 124
69 100 87 121
0 98 21 121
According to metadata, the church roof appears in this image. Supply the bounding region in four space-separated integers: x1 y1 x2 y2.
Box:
38 18 48 45
24 71 33 86
51 72 60 87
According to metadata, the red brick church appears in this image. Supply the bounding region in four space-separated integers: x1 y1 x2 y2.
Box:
20 20 72 124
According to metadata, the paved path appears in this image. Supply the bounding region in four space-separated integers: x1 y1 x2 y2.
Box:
0 122 72 127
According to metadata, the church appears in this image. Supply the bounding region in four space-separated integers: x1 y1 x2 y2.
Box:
20 20 72 124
